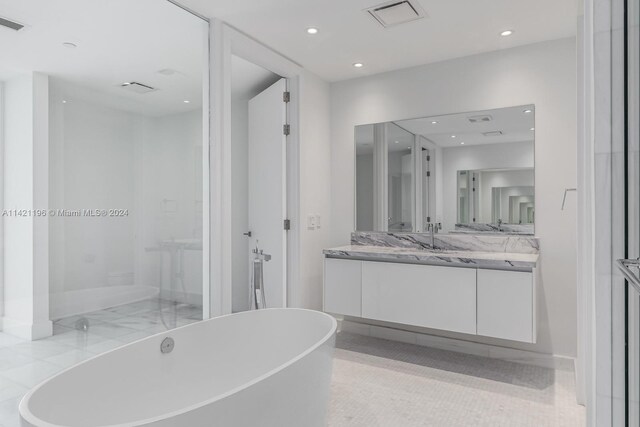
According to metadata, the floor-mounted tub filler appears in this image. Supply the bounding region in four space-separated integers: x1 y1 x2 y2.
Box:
19 309 337 427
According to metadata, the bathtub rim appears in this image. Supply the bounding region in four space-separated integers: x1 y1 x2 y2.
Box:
19 308 337 427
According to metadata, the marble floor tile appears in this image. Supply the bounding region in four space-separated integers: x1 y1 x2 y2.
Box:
0 396 22 427
83 339 128 355
44 349 96 369
85 323 139 340
0 336 25 350
46 329 114 349
0 378 28 404
116 330 157 344
0 350 36 373
0 361 62 389
10 341 76 360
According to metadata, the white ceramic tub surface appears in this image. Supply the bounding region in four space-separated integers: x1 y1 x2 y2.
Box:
19 308 337 427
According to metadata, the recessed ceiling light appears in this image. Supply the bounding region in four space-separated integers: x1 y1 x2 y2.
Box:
183 100 190 104
62 42 77 49
407 147 411 150
530 127 535 131
394 140 399 144
353 62 364 68
431 121 438 124
500 30 513 37
158 68 177 76
62 100 67 104
460 142 465 145
523 109 532 114
451 135 456 138
306 27 319 35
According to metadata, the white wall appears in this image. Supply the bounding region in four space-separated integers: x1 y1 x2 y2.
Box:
3 73 52 339
330 38 578 357
231 93 250 312
291 70 331 310
441 141 534 229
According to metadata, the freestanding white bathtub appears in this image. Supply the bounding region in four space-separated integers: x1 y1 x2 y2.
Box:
19 308 337 427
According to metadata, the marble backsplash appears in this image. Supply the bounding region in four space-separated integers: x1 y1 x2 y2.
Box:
453 223 534 235
351 231 539 254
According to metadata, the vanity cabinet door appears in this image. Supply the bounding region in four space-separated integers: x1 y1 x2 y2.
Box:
361 262 477 335
477 269 534 343
323 258 362 317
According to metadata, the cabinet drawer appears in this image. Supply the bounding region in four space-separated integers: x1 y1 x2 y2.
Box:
477 269 534 343
361 261 476 335
323 258 362 316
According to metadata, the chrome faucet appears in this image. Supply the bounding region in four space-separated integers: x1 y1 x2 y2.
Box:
427 222 442 249
251 241 271 310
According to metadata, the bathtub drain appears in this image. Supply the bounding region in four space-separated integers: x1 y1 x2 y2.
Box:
161 337 175 354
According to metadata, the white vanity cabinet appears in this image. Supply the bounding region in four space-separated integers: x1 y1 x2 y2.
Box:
476 269 535 343
323 257 537 343
323 258 362 317
361 262 477 335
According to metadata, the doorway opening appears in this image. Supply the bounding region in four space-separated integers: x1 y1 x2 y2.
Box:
230 55 288 312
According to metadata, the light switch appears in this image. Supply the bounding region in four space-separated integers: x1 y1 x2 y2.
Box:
307 214 316 230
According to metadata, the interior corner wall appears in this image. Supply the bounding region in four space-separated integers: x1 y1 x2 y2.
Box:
291 70 331 310
2 72 52 340
231 92 250 312
329 38 578 358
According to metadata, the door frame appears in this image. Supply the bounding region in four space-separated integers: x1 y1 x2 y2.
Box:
209 19 302 316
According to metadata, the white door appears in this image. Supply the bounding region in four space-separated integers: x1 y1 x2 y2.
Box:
248 78 287 308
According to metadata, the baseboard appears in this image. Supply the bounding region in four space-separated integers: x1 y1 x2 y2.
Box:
1 317 53 341
338 318 575 371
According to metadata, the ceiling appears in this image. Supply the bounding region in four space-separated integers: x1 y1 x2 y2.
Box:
397 104 535 147
179 0 579 82
355 104 535 153
0 0 207 116
231 55 281 99
355 122 415 154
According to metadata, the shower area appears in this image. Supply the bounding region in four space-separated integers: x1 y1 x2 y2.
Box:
42 1 209 337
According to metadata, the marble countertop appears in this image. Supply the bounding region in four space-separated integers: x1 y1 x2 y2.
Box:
323 245 538 270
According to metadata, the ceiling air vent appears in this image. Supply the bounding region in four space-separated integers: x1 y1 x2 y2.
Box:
482 131 504 137
0 16 25 31
365 0 427 28
467 114 493 123
120 82 157 94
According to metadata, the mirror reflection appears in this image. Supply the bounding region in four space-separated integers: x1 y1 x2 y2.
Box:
355 105 535 234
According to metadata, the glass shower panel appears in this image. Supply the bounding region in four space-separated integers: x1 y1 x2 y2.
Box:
48 1 209 342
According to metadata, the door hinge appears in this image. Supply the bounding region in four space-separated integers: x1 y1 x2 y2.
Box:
426 171 431 177
284 219 291 230
283 91 290 103
426 216 431 222
283 124 290 136
426 155 431 161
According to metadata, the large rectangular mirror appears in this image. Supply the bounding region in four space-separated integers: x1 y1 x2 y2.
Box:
355 105 535 234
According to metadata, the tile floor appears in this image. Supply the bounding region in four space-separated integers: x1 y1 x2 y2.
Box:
0 298 202 427
328 332 586 427
0 311 585 427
